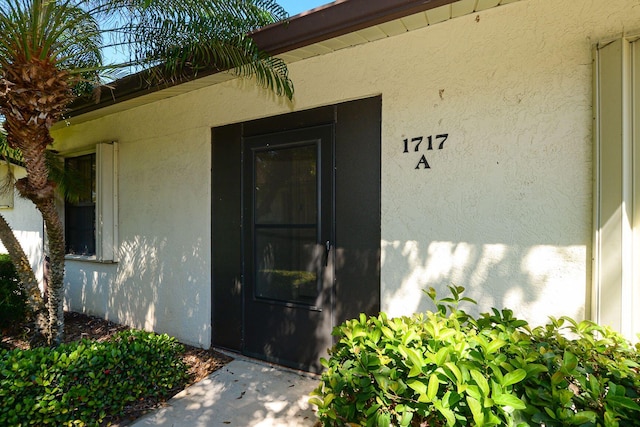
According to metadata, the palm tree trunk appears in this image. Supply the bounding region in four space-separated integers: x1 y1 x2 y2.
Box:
0 213 46 328
12 126 66 346
37 197 65 346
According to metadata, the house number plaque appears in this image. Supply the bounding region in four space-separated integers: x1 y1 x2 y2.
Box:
402 133 448 169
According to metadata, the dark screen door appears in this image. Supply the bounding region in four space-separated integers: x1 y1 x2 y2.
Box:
242 125 334 372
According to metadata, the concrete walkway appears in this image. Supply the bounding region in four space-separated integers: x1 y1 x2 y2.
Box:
130 357 320 426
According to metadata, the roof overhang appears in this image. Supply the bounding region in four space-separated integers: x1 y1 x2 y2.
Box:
252 0 466 54
62 0 520 125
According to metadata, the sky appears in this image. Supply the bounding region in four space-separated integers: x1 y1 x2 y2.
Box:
277 0 334 16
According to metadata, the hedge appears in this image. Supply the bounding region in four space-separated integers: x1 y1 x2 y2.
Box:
311 286 640 427
0 329 188 426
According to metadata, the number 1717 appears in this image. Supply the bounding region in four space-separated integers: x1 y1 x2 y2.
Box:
403 134 448 153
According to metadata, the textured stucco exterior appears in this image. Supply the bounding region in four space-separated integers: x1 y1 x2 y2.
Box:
0 165 44 286
52 0 640 348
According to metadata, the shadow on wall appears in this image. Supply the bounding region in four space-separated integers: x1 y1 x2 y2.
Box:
0 231 44 284
381 240 588 326
0 230 45 286
18 230 45 284
64 234 211 347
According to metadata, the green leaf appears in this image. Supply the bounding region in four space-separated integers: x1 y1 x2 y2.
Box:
377 411 391 427
398 409 413 427
444 362 463 383
604 410 619 427
561 351 578 373
404 346 424 368
308 397 323 408
434 347 449 366
381 326 394 339
606 395 640 411
588 374 601 396
550 371 565 386
486 338 506 355
490 379 503 399
493 393 526 410
434 401 456 426
408 364 422 378
407 379 427 396
427 374 440 401
465 384 482 401
374 373 390 390
470 369 490 396
567 411 597 425
556 389 574 407
365 403 381 417
467 395 485 427
524 363 548 377
501 369 526 387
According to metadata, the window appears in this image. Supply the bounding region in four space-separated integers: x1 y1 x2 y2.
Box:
593 37 640 340
64 142 118 261
65 153 96 255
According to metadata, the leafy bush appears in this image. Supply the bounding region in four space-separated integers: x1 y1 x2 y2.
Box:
0 253 26 328
0 329 188 426
310 286 640 427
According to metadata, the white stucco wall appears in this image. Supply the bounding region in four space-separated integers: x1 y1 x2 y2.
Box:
52 0 640 347
0 165 44 285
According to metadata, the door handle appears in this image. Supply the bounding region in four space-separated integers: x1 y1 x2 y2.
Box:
324 240 331 267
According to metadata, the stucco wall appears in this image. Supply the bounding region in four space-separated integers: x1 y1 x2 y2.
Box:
52 0 640 347
0 165 44 286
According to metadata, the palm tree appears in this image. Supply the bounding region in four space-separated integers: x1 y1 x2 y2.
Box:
0 0 293 345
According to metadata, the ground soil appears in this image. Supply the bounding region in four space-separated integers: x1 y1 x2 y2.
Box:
0 311 233 426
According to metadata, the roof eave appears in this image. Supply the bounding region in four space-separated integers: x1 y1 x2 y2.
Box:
65 0 458 119
252 0 458 54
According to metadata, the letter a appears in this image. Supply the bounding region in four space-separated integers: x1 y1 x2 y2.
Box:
415 155 430 169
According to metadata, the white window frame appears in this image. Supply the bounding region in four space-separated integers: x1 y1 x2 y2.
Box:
64 141 119 263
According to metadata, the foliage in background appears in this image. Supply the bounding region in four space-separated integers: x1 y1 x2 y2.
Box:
310 286 640 427
0 329 188 426
0 253 26 328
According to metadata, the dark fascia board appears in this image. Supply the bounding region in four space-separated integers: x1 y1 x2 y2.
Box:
252 0 458 54
67 66 221 119
68 0 457 117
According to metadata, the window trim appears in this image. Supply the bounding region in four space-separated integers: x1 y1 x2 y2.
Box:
63 142 118 263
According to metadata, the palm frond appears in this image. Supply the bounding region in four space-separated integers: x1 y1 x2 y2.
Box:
120 0 292 98
45 149 83 203
0 128 20 196
0 0 102 70
0 0 293 101
0 127 22 164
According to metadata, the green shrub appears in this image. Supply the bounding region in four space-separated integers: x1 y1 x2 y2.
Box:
515 315 640 426
310 286 640 427
0 253 26 328
0 329 188 426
